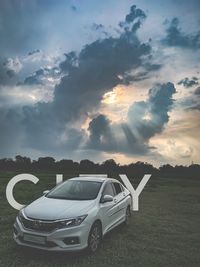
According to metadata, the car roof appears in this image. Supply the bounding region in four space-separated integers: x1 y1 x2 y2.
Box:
69 176 121 184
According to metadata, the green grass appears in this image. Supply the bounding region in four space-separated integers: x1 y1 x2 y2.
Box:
0 172 200 267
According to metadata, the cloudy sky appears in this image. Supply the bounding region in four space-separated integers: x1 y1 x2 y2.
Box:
0 0 200 166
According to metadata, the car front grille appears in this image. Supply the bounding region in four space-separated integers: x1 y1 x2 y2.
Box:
20 216 58 233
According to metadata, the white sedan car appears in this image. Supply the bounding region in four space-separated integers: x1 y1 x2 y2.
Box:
13 176 132 252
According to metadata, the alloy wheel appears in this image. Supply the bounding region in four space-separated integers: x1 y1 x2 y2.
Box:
88 223 102 253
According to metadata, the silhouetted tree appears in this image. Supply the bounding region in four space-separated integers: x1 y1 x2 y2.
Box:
35 157 55 171
80 160 95 172
56 159 74 171
102 159 118 170
0 155 199 179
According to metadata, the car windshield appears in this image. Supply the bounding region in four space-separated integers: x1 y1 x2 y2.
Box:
46 180 102 200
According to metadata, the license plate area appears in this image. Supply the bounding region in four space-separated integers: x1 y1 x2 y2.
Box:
23 234 46 245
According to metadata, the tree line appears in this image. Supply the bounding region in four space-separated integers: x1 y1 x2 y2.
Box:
0 156 199 179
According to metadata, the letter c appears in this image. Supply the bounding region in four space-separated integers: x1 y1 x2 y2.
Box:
6 174 39 210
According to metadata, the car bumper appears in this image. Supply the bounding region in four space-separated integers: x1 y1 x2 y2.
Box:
13 217 91 251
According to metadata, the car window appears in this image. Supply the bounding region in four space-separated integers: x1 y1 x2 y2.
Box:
120 184 125 191
47 180 102 200
113 182 122 195
102 183 115 197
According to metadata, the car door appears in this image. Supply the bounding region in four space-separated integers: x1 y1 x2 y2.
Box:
99 181 119 234
112 182 127 222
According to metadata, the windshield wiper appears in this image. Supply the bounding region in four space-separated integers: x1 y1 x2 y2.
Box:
47 195 94 200
46 196 72 200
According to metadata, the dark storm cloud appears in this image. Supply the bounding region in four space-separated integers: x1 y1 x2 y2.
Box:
21 4 155 152
17 69 44 86
162 18 200 49
125 82 176 150
0 4 161 156
0 57 22 86
125 5 146 23
122 63 162 85
87 83 176 155
59 52 78 73
28 49 41 56
91 23 108 36
178 77 199 87
22 73 43 86
54 34 150 122
122 72 149 84
49 5 162 127
119 5 146 33
18 67 60 86
87 114 115 151
127 82 176 139
91 23 104 31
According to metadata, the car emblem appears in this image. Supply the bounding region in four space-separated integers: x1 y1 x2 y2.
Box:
33 220 41 229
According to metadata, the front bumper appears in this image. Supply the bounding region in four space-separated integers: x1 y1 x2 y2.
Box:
13 217 91 251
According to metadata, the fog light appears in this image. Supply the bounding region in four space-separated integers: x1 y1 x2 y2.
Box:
63 237 79 245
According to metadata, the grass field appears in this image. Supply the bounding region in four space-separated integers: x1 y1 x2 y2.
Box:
0 172 200 267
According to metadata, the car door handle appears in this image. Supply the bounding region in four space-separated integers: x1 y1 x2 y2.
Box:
114 199 117 203
123 193 126 196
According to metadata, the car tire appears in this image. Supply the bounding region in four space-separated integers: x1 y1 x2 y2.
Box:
87 221 102 253
124 205 131 225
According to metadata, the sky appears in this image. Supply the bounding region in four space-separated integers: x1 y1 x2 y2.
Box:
0 0 200 166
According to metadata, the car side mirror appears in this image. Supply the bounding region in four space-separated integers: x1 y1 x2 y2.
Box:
101 194 113 203
43 190 50 195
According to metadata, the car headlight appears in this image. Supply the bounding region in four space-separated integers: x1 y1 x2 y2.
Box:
56 215 88 229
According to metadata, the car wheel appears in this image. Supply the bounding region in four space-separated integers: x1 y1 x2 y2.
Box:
124 206 131 225
88 222 102 253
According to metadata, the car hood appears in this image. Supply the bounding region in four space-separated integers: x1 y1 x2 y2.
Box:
24 196 96 220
